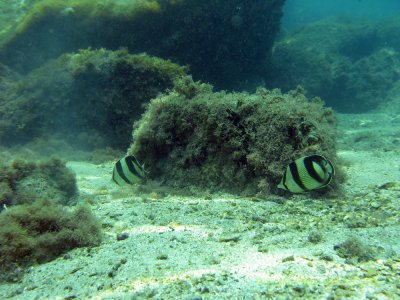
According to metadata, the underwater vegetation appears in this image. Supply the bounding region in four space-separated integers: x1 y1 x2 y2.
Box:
0 48 185 150
381 80 400 113
267 17 400 112
0 157 77 208
334 237 377 264
0 62 20 93
129 77 343 196
0 0 285 90
0 200 101 271
0 157 101 282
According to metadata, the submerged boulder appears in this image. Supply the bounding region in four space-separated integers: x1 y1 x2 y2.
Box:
0 48 186 149
0 63 20 95
0 157 77 208
129 78 341 196
0 0 285 90
267 17 400 112
379 80 400 113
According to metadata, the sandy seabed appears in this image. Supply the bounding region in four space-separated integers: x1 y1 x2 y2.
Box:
1 112 399 299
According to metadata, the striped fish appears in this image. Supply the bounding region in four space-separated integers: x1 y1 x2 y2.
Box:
278 155 335 193
112 155 146 185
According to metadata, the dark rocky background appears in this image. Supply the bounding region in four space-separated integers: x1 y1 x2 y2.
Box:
266 17 400 112
0 0 284 91
0 0 285 154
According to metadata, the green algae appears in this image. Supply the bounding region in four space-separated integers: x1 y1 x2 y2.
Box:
0 199 101 265
334 238 377 263
15 0 165 34
0 48 185 150
0 156 101 281
129 78 342 196
70 48 186 81
0 157 77 208
0 0 284 89
268 17 400 112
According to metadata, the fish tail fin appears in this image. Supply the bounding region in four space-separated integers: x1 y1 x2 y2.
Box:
277 182 285 190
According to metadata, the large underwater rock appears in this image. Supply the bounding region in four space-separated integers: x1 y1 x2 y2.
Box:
129 78 342 196
0 48 186 149
0 63 20 94
0 0 285 90
0 0 31 40
267 17 400 112
378 80 400 114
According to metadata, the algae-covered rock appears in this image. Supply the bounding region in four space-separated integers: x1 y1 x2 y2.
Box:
334 238 376 263
0 157 77 208
0 48 185 149
129 78 340 196
0 0 284 90
0 199 102 265
268 17 400 112
379 80 400 113
0 0 33 45
0 63 20 95
0 156 100 279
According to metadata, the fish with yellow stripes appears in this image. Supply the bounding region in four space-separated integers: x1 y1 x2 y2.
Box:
112 155 146 185
278 155 335 193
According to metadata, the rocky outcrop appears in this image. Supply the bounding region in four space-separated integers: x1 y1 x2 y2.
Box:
129 78 342 196
0 49 186 149
0 0 285 90
267 17 400 112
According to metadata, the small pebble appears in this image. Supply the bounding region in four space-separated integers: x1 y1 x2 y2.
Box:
219 234 241 242
157 254 168 260
282 255 295 262
370 201 381 208
293 285 306 296
116 232 129 241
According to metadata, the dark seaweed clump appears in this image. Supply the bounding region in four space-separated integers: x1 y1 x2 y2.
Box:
129 77 343 196
0 157 101 282
334 238 377 264
0 200 101 269
0 49 186 150
0 157 77 208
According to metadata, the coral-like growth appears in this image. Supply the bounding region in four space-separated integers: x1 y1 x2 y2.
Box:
334 237 376 263
0 156 100 282
0 199 102 265
0 157 77 208
0 49 185 149
129 77 341 195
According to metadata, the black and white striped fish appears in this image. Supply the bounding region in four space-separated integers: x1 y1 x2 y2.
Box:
112 155 146 185
278 155 335 193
